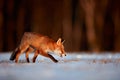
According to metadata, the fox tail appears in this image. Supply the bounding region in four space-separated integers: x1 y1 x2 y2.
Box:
10 48 19 61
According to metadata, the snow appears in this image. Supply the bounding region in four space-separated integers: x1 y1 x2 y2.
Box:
0 52 120 80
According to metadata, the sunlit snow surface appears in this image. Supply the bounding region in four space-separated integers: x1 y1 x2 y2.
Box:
0 52 120 80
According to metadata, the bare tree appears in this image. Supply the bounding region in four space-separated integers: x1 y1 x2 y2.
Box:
62 0 73 52
0 0 4 51
80 0 100 52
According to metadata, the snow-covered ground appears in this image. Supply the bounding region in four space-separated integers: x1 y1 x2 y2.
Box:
0 52 120 80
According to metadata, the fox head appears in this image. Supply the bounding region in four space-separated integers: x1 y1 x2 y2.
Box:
54 38 66 57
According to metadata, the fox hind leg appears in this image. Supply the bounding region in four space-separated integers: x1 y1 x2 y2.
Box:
15 45 29 63
33 50 39 63
25 47 34 63
15 51 21 63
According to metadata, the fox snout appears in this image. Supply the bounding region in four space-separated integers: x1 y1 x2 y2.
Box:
60 53 66 57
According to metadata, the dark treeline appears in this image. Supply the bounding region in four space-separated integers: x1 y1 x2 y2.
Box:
0 0 120 52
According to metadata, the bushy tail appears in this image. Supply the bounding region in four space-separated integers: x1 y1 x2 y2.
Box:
10 48 19 61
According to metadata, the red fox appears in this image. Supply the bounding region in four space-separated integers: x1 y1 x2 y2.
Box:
10 32 66 63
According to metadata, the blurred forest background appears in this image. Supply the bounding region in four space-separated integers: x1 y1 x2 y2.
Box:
0 0 120 52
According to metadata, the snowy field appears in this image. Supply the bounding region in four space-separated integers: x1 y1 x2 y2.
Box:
0 52 120 80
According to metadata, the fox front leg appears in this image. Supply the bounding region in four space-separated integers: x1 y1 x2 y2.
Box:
47 54 58 63
39 50 58 63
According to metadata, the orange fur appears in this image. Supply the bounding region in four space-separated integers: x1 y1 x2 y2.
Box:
10 32 66 63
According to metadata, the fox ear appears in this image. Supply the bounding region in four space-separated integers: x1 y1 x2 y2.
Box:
56 38 62 45
62 39 65 44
